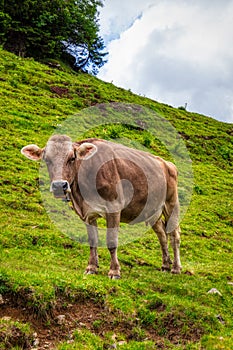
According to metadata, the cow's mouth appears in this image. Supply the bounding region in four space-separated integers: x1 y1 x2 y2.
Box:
50 180 71 200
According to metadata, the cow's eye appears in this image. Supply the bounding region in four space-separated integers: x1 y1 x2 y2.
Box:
69 156 76 162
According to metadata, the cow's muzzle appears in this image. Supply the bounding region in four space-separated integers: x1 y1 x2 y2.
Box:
50 180 71 199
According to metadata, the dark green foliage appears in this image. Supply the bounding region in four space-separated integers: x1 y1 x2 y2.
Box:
0 0 107 74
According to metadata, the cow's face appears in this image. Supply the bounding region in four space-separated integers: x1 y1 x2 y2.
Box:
21 135 97 199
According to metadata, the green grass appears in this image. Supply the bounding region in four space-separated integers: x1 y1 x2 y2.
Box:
0 47 233 349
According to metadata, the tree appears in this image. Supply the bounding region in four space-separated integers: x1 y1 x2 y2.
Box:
0 0 107 74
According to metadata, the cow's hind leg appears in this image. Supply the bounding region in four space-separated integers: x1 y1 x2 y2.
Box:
170 226 181 274
106 213 121 279
164 201 182 274
152 219 172 271
85 220 99 275
171 227 181 273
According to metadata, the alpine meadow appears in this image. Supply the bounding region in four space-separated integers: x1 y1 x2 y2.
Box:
0 48 233 349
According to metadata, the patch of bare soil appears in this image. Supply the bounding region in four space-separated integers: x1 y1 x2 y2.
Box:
1 293 110 349
0 292 203 349
50 85 71 98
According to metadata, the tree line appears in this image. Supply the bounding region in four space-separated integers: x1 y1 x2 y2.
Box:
0 0 107 74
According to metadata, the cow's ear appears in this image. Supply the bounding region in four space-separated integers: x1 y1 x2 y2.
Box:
75 142 97 160
21 144 44 161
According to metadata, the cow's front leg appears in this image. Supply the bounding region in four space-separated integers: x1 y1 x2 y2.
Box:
106 213 121 279
85 220 99 275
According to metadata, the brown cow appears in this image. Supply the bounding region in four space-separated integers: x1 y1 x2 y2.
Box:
21 135 182 278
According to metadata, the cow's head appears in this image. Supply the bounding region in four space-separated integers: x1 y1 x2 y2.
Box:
21 135 97 199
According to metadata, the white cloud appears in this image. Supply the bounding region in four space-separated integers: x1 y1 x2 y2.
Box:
99 0 154 42
98 0 233 123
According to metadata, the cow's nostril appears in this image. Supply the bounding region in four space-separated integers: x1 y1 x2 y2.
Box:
62 182 68 191
51 180 70 197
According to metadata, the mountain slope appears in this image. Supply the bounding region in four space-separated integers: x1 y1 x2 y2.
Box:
0 48 233 349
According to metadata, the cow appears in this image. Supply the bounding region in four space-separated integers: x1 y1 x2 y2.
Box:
21 135 182 279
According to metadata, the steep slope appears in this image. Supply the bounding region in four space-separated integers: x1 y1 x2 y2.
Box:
0 48 233 349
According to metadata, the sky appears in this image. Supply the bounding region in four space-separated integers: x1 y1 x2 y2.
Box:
97 0 233 123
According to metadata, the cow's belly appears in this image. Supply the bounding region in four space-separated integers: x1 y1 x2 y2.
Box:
120 192 165 225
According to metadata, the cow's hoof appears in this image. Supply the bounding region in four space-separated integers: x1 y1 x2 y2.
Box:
161 266 171 272
109 275 121 280
111 275 121 280
171 266 182 274
85 264 98 275
108 269 121 279
85 270 96 275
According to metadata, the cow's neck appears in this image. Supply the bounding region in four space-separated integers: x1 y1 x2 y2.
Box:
70 181 85 220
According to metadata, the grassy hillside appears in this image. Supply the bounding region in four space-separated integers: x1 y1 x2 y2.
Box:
0 47 233 349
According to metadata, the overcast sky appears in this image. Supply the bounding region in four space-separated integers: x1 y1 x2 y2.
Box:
98 0 233 123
